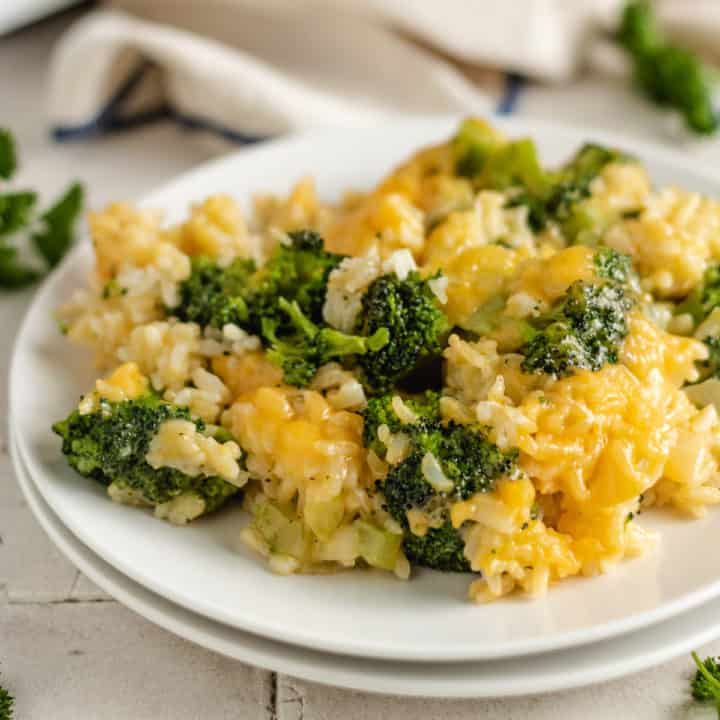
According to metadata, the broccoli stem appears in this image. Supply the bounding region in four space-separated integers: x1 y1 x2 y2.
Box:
264 297 390 386
322 326 390 357
277 297 319 339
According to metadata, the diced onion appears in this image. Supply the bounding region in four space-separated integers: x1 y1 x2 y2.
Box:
382 249 416 280
428 276 449 304
684 378 720 412
354 520 402 571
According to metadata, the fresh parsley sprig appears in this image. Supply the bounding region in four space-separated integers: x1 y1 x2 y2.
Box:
0 681 13 720
0 128 84 289
691 652 720 717
0 129 16 179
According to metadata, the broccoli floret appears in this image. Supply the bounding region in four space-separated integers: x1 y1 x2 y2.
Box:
263 298 389 387
356 271 450 393
171 230 344 335
402 521 470 573
677 265 720 325
697 335 720 379
174 232 393 388
172 256 255 328
674 265 720 379
521 280 632 377
618 2 717 135
453 118 545 192
409 420 517 499
507 143 624 235
191 475 240 513
249 230 345 331
362 391 440 457
52 395 240 515
452 117 507 178
673 266 720 380
378 418 517 572
477 139 546 196
452 118 624 235
0 683 13 720
691 652 720 716
381 450 470 572
545 144 625 224
594 247 632 284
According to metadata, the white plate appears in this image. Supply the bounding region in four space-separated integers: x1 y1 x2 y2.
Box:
12 116 720 663
13 431 720 698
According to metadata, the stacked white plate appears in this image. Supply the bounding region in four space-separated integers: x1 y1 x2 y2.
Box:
11 117 720 698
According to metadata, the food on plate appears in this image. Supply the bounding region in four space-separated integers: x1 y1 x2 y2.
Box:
53 118 720 602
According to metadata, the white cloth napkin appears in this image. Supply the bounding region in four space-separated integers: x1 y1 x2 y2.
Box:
47 0 719 142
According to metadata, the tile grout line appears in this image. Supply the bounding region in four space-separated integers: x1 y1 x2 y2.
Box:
278 678 305 720
7 596 117 606
268 671 278 720
66 569 81 599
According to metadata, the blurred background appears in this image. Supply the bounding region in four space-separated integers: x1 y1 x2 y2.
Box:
4 0 720 276
4 0 720 217
0 0 720 186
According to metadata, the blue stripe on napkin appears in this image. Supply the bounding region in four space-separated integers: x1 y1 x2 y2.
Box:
54 63 526 142
496 73 525 115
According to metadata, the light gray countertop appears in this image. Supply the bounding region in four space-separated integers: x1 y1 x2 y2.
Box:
2 9 720 719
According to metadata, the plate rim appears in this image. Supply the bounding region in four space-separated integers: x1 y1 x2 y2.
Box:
12 114 720 663
13 430 720 699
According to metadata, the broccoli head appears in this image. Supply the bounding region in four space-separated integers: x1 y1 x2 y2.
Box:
453 118 545 192
476 138 546 196
618 2 717 135
402 520 470 573
452 117 507 178
170 230 344 336
544 144 624 223
263 298 389 387
381 448 470 572
521 280 632 377
507 143 624 235
356 271 450 393
452 118 625 235
594 246 633 284
172 256 255 329
672 265 720 381
248 230 345 331
362 391 440 457
377 416 518 572
677 265 720 325
52 394 240 516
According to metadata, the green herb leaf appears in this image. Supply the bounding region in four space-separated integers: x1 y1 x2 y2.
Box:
32 182 84 267
0 683 14 720
0 129 16 180
0 246 41 289
0 191 37 236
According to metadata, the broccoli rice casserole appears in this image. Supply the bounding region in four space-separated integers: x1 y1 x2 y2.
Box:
52 118 720 603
